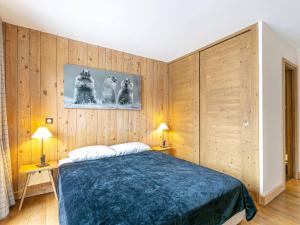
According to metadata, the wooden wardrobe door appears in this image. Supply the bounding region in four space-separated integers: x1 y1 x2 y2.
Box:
169 53 200 164
200 30 258 195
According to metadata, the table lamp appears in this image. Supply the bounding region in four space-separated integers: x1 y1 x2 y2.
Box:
157 123 169 148
32 126 53 167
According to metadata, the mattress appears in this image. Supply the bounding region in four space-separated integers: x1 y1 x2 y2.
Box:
58 151 256 225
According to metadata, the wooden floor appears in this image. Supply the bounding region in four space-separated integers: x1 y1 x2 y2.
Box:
0 179 299 225
243 179 300 225
0 193 58 225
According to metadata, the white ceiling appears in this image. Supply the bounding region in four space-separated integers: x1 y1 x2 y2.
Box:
0 0 299 62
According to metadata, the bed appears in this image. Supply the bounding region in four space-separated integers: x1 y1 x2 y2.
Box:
58 150 256 225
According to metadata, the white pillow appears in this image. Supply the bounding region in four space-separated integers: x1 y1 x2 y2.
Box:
68 145 117 162
58 157 73 166
110 142 150 156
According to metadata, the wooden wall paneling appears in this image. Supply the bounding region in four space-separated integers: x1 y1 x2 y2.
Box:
4 24 18 194
147 59 154 145
96 46 106 144
168 62 174 155
68 40 88 148
168 53 199 163
152 61 159 145
159 62 167 141
146 59 152 145
240 32 254 190
40 33 57 161
151 59 160 146
111 49 118 72
159 62 166 121
129 55 140 142
170 24 257 64
243 26 259 197
146 59 154 145
156 61 163 145
98 46 106 69
192 56 200 164
199 52 207 165
86 44 98 146
159 61 169 144
28 29 43 196
109 50 119 145
103 48 112 145
4 23 168 197
200 36 243 178
121 53 131 143
139 57 147 143
199 28 259 197
122 52 132 141
67 40 79 150
65 40 77 153
162 62 169 145
142 58 149 144
252 25 259 198
76 41 88 148
29 29 41 164
17 27 31 193
156 61 168 145
66 108 76 152
142 59 151 143
114 50 127 144
140 56 152 144
143 59 150 144
56 37 69 159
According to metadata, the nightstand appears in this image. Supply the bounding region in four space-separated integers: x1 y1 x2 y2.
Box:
18 161 58 210
151 146 172 154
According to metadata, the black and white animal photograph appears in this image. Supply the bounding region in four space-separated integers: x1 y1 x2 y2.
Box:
117 79 134 105
64 64 141 110
102 76 118 104
74 69 97 104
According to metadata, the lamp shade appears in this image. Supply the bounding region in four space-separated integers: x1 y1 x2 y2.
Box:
157 123 169 131
32 127 53 139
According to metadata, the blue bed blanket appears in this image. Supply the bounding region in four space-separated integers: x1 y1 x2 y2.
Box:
58 151 256 225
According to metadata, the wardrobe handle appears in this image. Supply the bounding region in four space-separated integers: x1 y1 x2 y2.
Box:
243 120 250 128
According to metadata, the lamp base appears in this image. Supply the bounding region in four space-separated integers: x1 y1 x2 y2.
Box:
161 140 168 148
160 146 169 148
37 153 48 167
36 163 50 167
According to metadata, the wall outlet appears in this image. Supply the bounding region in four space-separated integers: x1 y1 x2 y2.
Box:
45 118 53 124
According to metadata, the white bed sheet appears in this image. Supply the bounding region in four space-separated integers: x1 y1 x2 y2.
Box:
223 210 245 225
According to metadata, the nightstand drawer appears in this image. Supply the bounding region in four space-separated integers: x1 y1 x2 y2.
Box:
28 171 51 186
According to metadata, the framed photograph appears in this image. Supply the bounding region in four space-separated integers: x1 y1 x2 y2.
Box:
64 64 141 110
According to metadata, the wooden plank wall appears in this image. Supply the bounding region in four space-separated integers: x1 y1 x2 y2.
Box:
199 28 259 197
168 25 259 198
4 23 168 197
168 53 199 164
